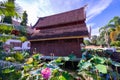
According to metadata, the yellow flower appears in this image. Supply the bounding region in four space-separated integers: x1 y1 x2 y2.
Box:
20 36 27 42
26 58 33 64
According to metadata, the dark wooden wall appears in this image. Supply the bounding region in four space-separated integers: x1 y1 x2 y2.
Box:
30 38 83 57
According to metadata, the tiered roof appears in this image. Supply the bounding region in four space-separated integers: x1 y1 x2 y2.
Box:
29 7 89 41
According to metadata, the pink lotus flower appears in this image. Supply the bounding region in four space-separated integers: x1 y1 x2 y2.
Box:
41 68 51 80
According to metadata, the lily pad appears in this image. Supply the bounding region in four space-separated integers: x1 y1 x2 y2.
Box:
95 64 107 74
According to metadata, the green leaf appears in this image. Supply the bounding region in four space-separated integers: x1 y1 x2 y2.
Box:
62 71 74 80
68 54 76 60
91 56 105 64
32 53 41 60
95 64 107 74
50 77 59 80
112 61 120 67
78 62 92 70
55 57 63 63
2 68 15 73
58 75 66 80
23 64 33 71
63 57 70 61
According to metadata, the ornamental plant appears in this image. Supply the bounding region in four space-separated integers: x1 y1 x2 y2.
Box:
77 50 120 80
41 68 51 80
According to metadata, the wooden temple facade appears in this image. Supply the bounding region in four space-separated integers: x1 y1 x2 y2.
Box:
28 7 89 57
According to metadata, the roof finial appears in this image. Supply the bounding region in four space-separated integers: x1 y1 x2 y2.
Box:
84 4 88 10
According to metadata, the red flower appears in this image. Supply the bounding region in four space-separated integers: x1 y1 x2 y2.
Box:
11 30 19 35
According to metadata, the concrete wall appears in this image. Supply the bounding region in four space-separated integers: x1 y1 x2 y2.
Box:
5 39 30 51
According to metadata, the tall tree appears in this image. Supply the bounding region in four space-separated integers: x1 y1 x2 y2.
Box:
3 0 14 24
20 11 28 26
0 0 20 23
84 40 91 46
91 35 98 45
99 16 120 47
109 16 120 42
99 26 112 47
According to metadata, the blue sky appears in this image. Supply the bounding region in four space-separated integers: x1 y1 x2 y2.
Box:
15 0 120 35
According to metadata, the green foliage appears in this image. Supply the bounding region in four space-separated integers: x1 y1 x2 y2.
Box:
0 66 21 80
21 51 29 58
51 70 74 80
20 11 28 26
23 64 33 71
77 50 120 79
98 16 120 47
84 40 91 46
55 57 63 63
0 0 20 17
61 71 74 80
91 35 98 45
2 66 15 74
78 61 92 71
3 16 12 24
32 53 41 61
5 56 16 62
68 54 76 60
110 41 120 47
1 48 120 80
91 56 105 64
95 64 107 74
13 52 24 62
109 16 120 26
111 61 120 67
19 36 27 42
14 25 27 36
0 24 14 34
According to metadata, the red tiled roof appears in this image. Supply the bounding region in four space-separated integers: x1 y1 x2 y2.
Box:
34 7 85 28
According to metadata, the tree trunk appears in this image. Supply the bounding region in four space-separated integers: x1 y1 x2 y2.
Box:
105 32 110 48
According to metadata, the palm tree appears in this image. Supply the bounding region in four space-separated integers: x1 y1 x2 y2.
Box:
99 26 111 47
99 16 120 47
109 16 120 42
0 0 21 22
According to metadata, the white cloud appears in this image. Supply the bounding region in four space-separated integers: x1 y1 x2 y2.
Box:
15 0 112 35
91 27 100 36
85 0 113 35
1 0 112 26
16 0 40 26
86 23 95 32
86 0 113 21
86 23 100 36
16 0 83 26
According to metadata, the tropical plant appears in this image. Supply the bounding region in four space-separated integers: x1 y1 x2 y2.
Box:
99 16 120 47
99 25 112 47
84 40 91 46
109 16 120 41
13 52 24 62
0 0 21 19
0 23 14 34
77 50 120 80
0 65 21 80
91 35 98 45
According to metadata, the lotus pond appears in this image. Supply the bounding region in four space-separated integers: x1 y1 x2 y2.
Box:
0 49 120 80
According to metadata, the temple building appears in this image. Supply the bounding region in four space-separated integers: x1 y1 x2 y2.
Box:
28 6 89 57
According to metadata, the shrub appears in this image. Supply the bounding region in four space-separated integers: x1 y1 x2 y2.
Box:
13 52 24 62
110 41 120 47
5 57 16 62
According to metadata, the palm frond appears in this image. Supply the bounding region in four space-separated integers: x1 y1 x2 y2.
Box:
0 0 21 18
